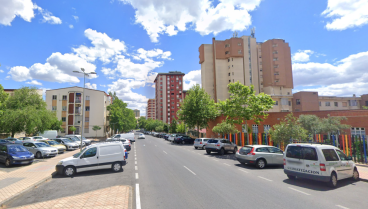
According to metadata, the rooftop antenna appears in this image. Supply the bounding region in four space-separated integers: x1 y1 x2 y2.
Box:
251 27 255 38
233 31 238 38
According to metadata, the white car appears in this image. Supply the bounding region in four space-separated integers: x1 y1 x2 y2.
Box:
56 142 126 177
284 143 359 188
193 138 211 149
138 134 145 139
168 134 179 142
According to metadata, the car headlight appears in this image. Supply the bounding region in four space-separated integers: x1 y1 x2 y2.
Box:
12 156 20 159
30 154 34 158
57 161 63 165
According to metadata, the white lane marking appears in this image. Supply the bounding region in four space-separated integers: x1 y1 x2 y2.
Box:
258 176 273 182
238 169 249 173
136 184 141 209
135 161 137 164
183 166 196 175
163 151 168 154
223 163 230 166
135 157 137 160
288 187 311 196
135 173 139 179
135 166 138 170
336 205 350 209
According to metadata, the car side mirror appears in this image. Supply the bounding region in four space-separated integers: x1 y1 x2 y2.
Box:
346 156 352 161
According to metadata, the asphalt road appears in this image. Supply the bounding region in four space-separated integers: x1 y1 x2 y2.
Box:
137 134 368 209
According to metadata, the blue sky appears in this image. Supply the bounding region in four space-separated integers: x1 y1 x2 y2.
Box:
1 0 368 115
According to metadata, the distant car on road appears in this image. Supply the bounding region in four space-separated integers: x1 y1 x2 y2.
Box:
194 138 211 150
6 138 23 144
235 145 284 169
0 144 34 167
205 139 238 155
138 134 145 139
22 142 58 159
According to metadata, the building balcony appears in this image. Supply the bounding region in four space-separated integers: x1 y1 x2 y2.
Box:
75 98 82 103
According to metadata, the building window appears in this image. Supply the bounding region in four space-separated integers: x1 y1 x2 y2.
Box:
225 44 230 48
228 73 230 76
52 95 57 100
288 101 291 106
225 51 230 55
287 92 290 95
252 125 259 134
274 101 278 106
52 106 57 111
274 65 278 68
86 96 90 100
319 101 321 106
264 125 270 133
229 80 231 83
62 106 67 111
273 51 278 54
272 44 278 47
85 117 89 122
273 58 278 61
325 102 331 106
275 79 279 83
228 59 230 62
62 95 67 100
349 100 357 106
84 128 89 133
296 99 300 105
62 117 66 122
86 106 90 111
342 102 347 107
238 43 241 46
334 102 338 107
238 50 242 54
351 127 366 136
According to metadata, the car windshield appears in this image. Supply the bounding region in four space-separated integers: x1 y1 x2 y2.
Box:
8 146 28 152
82 136 87 140
63 139 72 143
207 139 219 143
73 147 87 158
69 137 79 141
7 138 16 141
35 143 50 147
34 137 42 139
47 141 59 145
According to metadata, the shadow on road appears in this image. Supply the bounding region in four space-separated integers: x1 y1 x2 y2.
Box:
52 167 125 178
282 177 358 191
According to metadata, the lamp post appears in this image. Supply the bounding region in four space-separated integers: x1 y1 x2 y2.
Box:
73 68 97 151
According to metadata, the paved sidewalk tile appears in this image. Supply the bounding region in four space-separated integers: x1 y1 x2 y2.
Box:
357 165 368 181
0 150 80 206
11 185 130 209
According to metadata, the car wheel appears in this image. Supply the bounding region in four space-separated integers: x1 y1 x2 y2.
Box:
64 166 76 177
352 168 359 181
233 147 238 153
206 150 211 154
202 145 205 150
329 172 338 188
36 152 42 159
112 162 122 172
182 141 185 145
195 147 198 149
5 158 11 167
256 159 266 169
219 148 225 155
287 175 296 180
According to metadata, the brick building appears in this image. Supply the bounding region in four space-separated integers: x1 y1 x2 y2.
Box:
146 99 156 120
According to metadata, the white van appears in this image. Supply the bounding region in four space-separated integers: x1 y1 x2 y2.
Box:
56 142 126 177
39 130 58 140
284 143 359 187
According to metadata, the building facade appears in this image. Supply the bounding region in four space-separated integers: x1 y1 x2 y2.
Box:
45 87 111 137
154 71 185 124
133 109 140 118
4 89 43 97
199 36 293 112
146 99 156 120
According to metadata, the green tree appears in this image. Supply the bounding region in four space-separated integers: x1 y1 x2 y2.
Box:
177 122 187 134
269 113 308 145
320 115 350 142
170 118 177 133
107 93 136 133
138 116 147 129
163 124 169 133
155 125 164 132
212 121 239 137
363 106 368 109
0 84 8 115
0 87 61 137
69 126 77 133
178 84 218 137
298 114 322 140
92 125 101 138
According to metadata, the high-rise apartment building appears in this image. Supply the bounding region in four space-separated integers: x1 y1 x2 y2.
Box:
199 35 293 112
146 99 156 120
154 71 185 124
133 109 140 118
46 87 111 137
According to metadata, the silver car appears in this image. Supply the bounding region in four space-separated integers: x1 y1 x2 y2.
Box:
65 136 84 147
53 138 79 151
205 138 238 155
194 138 211 150
235 145 284 169
22 142 58 158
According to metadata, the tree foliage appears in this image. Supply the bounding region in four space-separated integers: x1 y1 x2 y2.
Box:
170 118 177 133
0 84 8 115
298 114 322 139
212 121 239 137
92 125 101 137
177 84 218 131
107 92 136 133
217 82 274 126
177 122 187 134
164 124 169 133
138 116 147 129
320 114 350 135
155 125 164 132
269 113 308 145
69 126 77 132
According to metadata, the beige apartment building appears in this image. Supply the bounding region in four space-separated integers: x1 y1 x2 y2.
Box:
146 99 156 120
199 35 293 112
46 87 111 137
134 109 140 118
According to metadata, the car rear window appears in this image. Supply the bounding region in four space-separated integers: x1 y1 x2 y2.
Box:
302 147 318 161
286 146 318 160
322 149 339 161
207 139 218 143
286 146 302 159
256 147 269 152
240 146 252 155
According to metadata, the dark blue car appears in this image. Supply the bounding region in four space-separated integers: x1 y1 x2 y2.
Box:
0 144 34 167
0 139 9 144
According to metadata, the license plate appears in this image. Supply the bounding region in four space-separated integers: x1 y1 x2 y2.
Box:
21 161 29 164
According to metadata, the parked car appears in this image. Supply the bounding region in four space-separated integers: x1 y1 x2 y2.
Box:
6 138 23 144
194 138 211 150
164 134 170 140
0 139 10 144
107 134 123 141
65 135 92 145
174 136 195 144
284 143 359 188
168 134 182 142
39 140 66 154
0 144 34 167
54 138 79 151
120 133 135 143
205 139 238 155
138 133 145 139
235 145 284 168
22 142 58 158
32 136 49 140
65 136 84 147
56 142 126 177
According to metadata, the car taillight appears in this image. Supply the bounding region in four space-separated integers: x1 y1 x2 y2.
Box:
283 159 286 165
320 163 326 171
200 142 202 144
216 143 220 146
237 148 240 153
248 147 256 155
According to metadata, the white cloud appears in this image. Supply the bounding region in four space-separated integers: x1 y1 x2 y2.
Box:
293 51 368 96
69 24 74 29
183 69 201 90
134 48 172 61
73 15 79 21
100 84 106 87
0 70 4 73
0 0 35 25
120 0 261 42
292 50 314 62
322 0 368 30
26 80 42 86
85 83 97 89
34 5 62 24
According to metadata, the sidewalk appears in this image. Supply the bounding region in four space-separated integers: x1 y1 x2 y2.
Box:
357 164 368 181
0 150 79 207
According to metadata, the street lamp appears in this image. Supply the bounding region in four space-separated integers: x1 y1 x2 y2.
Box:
73 68 97 151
